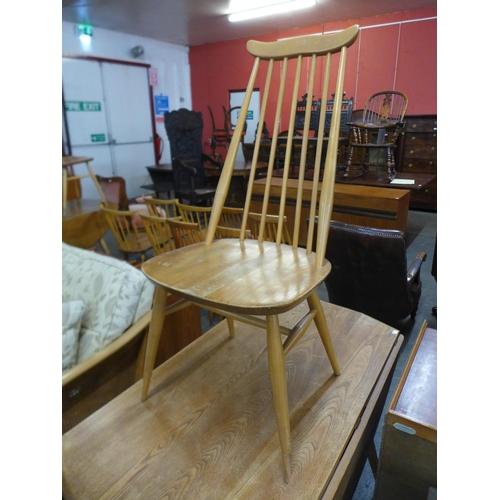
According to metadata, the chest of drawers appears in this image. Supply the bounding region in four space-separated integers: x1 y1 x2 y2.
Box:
397 115 437 210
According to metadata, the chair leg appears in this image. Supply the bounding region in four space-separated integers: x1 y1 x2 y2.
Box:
266 315 292 483
99 238 110 255
367 438 379 476
307 291 341 375
141 287 168 402
227 317 235 338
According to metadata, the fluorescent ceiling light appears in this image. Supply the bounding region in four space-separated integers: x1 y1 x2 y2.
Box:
228 0 317 23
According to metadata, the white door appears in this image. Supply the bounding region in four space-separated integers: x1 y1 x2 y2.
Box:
62 58 156 200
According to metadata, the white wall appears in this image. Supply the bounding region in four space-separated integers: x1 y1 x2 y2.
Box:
62 20 192 165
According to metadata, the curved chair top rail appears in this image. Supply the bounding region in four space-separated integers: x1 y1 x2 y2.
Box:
247 25 359 60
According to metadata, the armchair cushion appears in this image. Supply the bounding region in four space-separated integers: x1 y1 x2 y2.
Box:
62 243 154 364
62 300 85 370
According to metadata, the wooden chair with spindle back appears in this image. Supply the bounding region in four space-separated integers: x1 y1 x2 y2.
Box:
346 90 408 180
100 204 152 263
140 25 360 482
139 213 177 256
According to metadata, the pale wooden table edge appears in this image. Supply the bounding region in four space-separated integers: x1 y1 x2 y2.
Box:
321 333 403 500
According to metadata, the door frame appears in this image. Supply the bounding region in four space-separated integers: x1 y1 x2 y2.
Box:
62 55 156 156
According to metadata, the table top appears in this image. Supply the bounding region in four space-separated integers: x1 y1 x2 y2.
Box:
336 171 436 191
254 176 411 202
62 301 402 500
62 155 93 167
147 160 267 176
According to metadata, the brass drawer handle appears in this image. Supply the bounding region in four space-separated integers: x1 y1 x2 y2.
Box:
425 189 429 194
429 161 433 166
410 150 414 154
412 136 416 140
412 124 417 128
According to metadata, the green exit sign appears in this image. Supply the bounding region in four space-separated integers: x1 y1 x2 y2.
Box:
65 101 102 112
91 134 106 142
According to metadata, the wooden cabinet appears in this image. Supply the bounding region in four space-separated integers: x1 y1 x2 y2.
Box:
397 115 437 210
250 177 411 242
373 322 437 500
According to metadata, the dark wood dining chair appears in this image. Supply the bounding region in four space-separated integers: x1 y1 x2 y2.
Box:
346 90 408 180
140 25 360 482
207 105 229 160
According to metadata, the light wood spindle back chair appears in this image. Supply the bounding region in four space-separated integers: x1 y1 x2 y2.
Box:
100 204 152 263
141 25 360 482
163 218 205 249
139 213 177 256
143 197 181 219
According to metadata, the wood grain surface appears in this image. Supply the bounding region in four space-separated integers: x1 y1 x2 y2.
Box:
63 301 400 500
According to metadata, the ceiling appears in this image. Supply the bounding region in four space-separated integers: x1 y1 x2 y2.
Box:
61 0 437 47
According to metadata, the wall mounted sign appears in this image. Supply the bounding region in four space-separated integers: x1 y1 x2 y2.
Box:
65 101 102 112
91 134 106 142
154 95 169 116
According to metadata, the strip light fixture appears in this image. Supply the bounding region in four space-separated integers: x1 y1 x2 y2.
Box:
228 0 317 23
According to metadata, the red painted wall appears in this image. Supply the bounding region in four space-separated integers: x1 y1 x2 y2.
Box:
189 8 437 147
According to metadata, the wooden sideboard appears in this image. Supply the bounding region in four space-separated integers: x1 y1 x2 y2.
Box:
373 321 437 500
397 114 437 211
250 178 411 245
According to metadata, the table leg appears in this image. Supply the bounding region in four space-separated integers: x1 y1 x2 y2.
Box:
141 287 168 401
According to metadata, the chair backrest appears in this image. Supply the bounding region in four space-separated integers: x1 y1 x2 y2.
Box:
207 105 217 131
96 175 129 210
176 201 212 229
362 91 408 125
247 213 292 244
143 197 181 219
205 25 360 270
165 218 205 248
224 106 248 139
323 220 414 323
139 213 176 256
100 204 149 254
164 109 210 193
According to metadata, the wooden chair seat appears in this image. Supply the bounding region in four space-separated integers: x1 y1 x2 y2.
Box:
142 239 329 315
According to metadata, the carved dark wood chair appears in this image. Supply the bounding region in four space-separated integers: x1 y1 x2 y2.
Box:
164 108 222 205
322 220 427 326
346 90 408 180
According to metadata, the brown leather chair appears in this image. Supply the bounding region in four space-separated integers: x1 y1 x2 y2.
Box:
322 220 427 325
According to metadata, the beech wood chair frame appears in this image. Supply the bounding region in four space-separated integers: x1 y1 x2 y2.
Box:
140 25 360 483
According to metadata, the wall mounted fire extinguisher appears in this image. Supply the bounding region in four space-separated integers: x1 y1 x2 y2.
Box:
154 133 163 163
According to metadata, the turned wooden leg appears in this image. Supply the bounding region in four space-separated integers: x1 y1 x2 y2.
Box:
141 287 168 402
227 317 235 338
345 146 353 177
266 315 292 483
307 291 341 375
386 147 392 180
